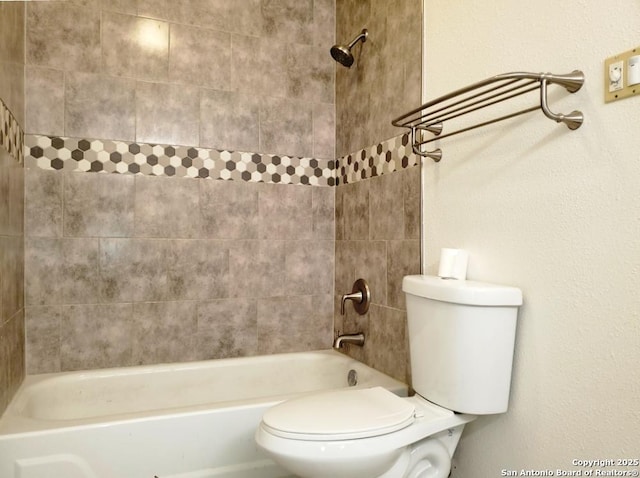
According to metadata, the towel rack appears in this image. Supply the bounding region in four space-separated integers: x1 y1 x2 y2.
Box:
391 70 585 162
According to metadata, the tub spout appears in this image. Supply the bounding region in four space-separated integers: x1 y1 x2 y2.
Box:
333 333 365 350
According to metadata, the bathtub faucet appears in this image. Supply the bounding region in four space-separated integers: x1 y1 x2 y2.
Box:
333 333 365 350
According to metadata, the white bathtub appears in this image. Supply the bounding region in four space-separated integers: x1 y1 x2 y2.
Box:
0 350 407 478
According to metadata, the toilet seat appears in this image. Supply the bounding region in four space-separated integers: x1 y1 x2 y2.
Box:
261 387 416 441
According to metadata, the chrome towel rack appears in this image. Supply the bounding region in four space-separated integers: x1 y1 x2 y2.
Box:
391 70 585 162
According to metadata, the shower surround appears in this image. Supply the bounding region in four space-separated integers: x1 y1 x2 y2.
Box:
22 0 337 374
16 0 423 392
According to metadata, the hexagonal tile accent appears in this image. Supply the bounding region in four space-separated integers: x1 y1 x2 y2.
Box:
23 134 337 186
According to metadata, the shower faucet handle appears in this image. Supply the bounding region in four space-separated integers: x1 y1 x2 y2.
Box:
340 279 371 315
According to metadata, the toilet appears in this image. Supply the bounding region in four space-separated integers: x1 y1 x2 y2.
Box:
255 275 523 478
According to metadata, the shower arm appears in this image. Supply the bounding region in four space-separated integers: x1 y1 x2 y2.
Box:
346 30 368 49
392 70 585 162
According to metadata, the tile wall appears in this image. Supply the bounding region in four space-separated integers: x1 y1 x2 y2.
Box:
25 170 334 372
336 0 422 157
24 0 336 160
22 0 338 373
333 0 423 383
334 162 421 384
19 0 423 385
0 2 25 415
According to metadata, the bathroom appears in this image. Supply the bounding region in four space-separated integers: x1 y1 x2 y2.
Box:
1 0 639 476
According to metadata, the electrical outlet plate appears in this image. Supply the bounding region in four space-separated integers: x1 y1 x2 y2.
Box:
604 46 640 103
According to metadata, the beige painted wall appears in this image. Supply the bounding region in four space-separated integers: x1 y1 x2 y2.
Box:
422 1 640 476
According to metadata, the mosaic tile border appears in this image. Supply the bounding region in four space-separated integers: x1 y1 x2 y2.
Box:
0 99 24 164
336 132 419 185
24 135 336 187
24 133 418 187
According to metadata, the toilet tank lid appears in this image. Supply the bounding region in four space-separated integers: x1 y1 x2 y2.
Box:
403 275 523 306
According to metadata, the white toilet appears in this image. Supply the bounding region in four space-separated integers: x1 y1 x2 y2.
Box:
255 275 522 478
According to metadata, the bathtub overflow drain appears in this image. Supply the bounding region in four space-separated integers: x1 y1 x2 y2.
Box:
347 369 358 386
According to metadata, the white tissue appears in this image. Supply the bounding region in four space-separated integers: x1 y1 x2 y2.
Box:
437 248 469 280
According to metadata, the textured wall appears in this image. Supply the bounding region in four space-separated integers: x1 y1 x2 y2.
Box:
0 2 25 414
335 0 421 157
422 0 640 476
25 0 335 160
25 170 334 372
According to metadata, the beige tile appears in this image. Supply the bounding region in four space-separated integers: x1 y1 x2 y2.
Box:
0 149 23 237
259 96 313 158
228 240 286 299
230 34 287 98
334 240 357 297
312 186 335 239
25 305 61 374
367 304 408 383
0 310 25 413
25 169 63 237
136 0 170 20
102 12 169 81
355 240 387 307
262 0 314 45
163 0 261 33
134 175 201 238
370 172 404 240
334 183 345 240
99 238 169 302
25 67 64 136
24 237 62 306
285 240 334 295
257 295 321 354
132 301 198 365
259 183 312 240
313 0 335 48
167 240 229 301
0 236 24 321
25 237 101 306
101 0 137 14
196 298 257 360
26 2 100 73
341 180 369 240
135 81 199 145
169 24 230 90
0 59 25 130
60 303 133 371
0 150 9 236
387 240 420 309
199 89 259 152
403 165 421 240
286 43 334 104
64 172 135 237
66 72 136 141
313 103 336 160
199 179 260 239
0 3 25 64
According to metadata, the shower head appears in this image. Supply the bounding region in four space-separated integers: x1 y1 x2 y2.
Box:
330 29 368 68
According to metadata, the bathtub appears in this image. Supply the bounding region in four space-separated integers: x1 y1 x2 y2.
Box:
0 350 407 478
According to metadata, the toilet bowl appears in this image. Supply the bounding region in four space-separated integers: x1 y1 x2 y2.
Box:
256 275 522 478
255 387 475 478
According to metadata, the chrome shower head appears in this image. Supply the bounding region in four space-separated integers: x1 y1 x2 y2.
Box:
330 29 368 68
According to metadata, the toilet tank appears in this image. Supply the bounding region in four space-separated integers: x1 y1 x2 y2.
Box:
403 275 522 415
